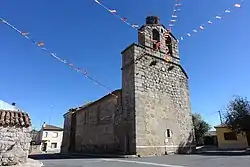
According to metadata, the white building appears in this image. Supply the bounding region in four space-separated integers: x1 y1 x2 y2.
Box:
37 123 64 153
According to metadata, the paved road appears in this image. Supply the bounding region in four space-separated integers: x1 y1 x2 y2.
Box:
34 154 250 167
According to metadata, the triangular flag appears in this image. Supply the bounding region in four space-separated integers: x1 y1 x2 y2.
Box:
180 37 184 40
121 18 127 22
37 42 44 46
225 9 231 13
187 33 191 37
200 26 204 30
193 30 197 33
109 9 117 13
94 0 101 4
21 32 29 36
69 63 74 67
169 24 174 27
208 20 212 24
215 16 222 19
175 4 181 6
132 24 139 28
234 4 241 8
172 15 177 18
170 20 176 22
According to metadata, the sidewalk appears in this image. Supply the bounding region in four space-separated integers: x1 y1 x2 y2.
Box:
196 146 250 156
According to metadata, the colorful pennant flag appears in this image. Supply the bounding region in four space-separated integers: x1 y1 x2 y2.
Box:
37 42 44 47
178 0 244 42
21 32 29 36
215 16 222 19
168 0 182 29
132 24 139 28
0 17 118 99
235 4 241 8
109 9 117 13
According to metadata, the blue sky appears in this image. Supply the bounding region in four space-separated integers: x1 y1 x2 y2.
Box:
0 0 249 130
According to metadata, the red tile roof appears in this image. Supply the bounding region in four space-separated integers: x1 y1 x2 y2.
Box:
0 110 31 127
43 124 63 131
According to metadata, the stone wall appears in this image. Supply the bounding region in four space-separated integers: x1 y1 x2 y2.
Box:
122 42 195 156
0 127 31 166
72 90 123 154
61 112 72 153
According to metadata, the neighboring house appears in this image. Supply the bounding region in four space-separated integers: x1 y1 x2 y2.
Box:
61 16 195 156
215 124 250 149
36 123 63 153
0 100 32 165
204 131 218 146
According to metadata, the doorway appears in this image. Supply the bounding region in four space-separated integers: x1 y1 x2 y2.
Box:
41 142 47 152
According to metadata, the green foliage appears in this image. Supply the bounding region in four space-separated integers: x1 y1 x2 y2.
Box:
224 96 250 133
192 113 211 146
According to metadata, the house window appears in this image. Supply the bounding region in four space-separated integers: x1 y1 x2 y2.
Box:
52 132 58 138
51 143 57 148
224 132 237 140
165 129 172 138
44 132 48 138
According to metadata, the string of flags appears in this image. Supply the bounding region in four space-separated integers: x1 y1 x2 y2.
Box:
94 0 139 30
0 17 118 99
168 0 182 29
178 0 244 41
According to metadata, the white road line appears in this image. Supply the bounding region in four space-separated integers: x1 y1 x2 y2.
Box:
101 159 186 167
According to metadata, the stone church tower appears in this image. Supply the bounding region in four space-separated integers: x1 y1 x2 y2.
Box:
121 16 195 156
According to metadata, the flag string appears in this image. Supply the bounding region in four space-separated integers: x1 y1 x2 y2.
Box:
168 0 182 29
178 0 244 41
0 17 118 99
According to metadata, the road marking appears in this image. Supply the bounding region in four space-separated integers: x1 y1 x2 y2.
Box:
101 159 186 167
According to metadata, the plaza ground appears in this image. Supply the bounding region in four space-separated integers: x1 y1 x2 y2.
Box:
30 154 250 167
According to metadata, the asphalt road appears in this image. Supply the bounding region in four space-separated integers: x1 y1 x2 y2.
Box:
35 154 250 167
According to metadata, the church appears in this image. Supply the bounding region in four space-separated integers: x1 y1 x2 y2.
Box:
61 16 195 156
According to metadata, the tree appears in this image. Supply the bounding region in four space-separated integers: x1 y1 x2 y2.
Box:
192 113 211 146
224 96 250 145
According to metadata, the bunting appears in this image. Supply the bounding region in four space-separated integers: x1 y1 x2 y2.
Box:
178 0 244 41
168 0 182 29
93 0 139 30
0 17 118 99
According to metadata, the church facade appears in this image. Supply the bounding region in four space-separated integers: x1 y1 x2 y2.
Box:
61 16 195 156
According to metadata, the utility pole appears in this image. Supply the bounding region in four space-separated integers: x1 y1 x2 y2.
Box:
218 110 223 124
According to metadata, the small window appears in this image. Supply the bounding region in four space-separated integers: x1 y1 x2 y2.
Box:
51 143 57 148
161 29 164 33
165 129 171 138
44 132 48 138
224 132 237 140
52 132 58 138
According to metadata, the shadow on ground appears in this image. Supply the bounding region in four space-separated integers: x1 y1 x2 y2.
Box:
29 153 126 160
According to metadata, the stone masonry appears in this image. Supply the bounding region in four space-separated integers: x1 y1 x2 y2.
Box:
0 110 32 166
121 16 195 156
62 16 195 157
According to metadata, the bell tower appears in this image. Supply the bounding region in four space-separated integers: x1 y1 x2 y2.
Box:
138 16 180 61
121 16 194 156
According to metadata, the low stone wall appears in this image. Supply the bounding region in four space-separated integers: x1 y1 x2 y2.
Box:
0 126 31 166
